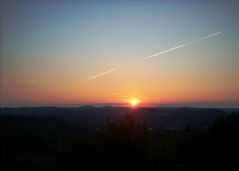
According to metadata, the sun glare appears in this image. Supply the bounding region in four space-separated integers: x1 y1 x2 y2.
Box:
129 99 140 107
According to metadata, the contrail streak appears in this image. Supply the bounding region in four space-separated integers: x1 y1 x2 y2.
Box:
83 68 116 83
81 31 222 83
143 31 223 61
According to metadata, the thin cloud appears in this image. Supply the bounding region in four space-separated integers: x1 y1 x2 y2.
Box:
29 80 37 84
143 31 223 61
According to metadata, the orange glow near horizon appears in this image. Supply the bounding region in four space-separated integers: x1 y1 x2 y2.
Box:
1 1 239 108
128 99 140 108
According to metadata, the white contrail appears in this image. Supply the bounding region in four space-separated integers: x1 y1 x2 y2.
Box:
83 68 116 83
81 31 222 83
143 31 223 61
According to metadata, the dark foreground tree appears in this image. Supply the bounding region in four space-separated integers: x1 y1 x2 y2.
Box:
2 112 239 171
59 114 156 170
176 112 239 170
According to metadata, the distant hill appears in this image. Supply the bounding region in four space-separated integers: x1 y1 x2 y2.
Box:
1 106 239 171
1 106 228 132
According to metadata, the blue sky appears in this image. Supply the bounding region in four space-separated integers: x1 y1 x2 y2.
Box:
1 0 239 107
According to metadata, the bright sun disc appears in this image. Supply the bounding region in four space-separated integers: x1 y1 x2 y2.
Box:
129 99 140 107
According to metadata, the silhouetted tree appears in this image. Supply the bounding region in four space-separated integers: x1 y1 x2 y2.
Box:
95 114 152 170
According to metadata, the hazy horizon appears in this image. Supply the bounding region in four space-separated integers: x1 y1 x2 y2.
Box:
1 0 239 107
1 101 239 109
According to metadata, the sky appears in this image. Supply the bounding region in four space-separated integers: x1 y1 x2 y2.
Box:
1 0 239 107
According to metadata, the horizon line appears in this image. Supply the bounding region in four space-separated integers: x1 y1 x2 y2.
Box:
1 103 238 109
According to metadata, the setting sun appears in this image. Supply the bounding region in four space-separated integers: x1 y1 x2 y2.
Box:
129 99 140 107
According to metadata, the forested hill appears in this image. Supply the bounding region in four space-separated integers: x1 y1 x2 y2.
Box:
1 106 228 132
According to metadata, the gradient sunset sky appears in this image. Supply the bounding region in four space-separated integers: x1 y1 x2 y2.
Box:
1 0 239 107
